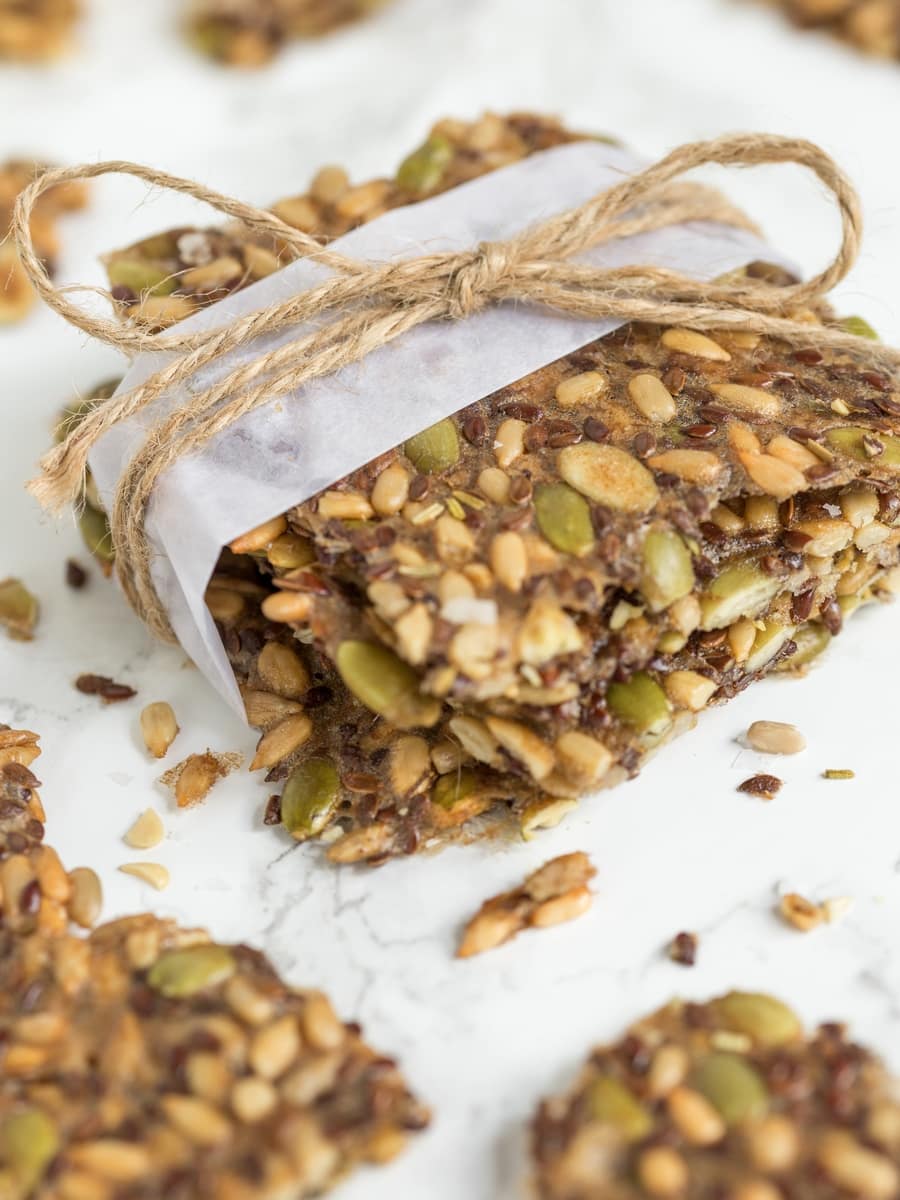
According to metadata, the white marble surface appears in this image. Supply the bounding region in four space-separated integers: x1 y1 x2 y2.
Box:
2 0 900 1195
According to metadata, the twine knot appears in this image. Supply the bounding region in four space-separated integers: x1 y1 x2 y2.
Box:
445 241 509 319
10 132 894 643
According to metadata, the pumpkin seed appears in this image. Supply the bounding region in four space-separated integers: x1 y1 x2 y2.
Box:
106 258 177 297
776 622 830 671
336 640 441 729
79 504 115 563
640 529 694 612
432 769 478 810
404 418 460 473
588 1077 652 1141
281 758 340 838
691 1053 768 1125
0 579 38 641
557 443 659 512
699 561 780 630
607 672 672 735
534 483 594 557
147 944 236 998
714 991 802 1046
396 134 454 192
841 315 878 340
744 620 796 674
0 1110 58 1189
826 427 900 466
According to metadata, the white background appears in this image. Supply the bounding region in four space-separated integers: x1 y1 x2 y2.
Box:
2 2 900 1196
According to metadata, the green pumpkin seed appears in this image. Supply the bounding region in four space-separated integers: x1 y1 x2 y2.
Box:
432 769 478 810
404 418 460 474
776 622 830 671
744 620 796 674
281 758 340 838
699 560 781 630
826 427 900 467
0 579 38 641
841 315 878 341
588 1077 652 1141
78 505 115 564
336 640 441 729
54 380 118 443
691 1053 769 1125
0 1110 59 1188
606 672 672 735
106 258 178 297
534 483 594 557
640 529 694 612
714 992 802 1046
396 134 454 193
147 944 236 998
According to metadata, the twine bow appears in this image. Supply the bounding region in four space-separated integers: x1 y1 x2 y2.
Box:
11 132 898 643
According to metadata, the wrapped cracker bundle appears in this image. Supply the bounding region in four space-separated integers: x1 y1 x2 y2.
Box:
17 115 900 864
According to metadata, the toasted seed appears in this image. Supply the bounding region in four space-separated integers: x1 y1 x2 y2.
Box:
558 443 659 512
485 716 555 781
518 599 583 665
711 382 782 418
206 586 245 623
249 1014 300 1079
646 448 723 484
301 993 346 1050
280 758 340 839
250 713 312 771
713 992 801 1046
67 1140 151 1181
231 1076 277 1123
66 867 103 928
667 1086 726 1146
745 1114 801 1173
477 466 511 504
336 640 441 729
668 930 698 966
824 768 855 780
228 516 287 555
663 670 717 712
768 433 821 472
148 944 236 997
119 862 170 890
123 808 164 850
637 1146 689 1197
75 673 136 702
490 531 527 592
160 1094 232 1148
534 483 594 557
260 591 312 624
520 797 578 839
607 672 672 735
555 730 612 787
628 373 676 422
256 642 309 698
589 1077 652 1140
662 328 731 361
818 1131 900 1200
0 578 39 640
647 1045 689 1099
530 884 593 928
700 562 780 630
139 701 179 759
691 1052 768 1125
317 490 373 521
746 720 806 755
405 418 459 473
556 370 608 407
240 688 303 728
779 891 824 931
744 452 807 501
371 462 410 516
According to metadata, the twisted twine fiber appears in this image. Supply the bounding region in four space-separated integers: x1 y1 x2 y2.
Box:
12 133 900 643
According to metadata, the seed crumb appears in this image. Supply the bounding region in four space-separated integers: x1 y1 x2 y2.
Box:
75 673 136 702
778 891 825 932
823 896 853 923
118 862 170 890
0 578 39 641
124 808 164 850
458 852 595 958
668 931 698 966
823 768 855 780
65 559 88 589
737 773 782 800
160 750 243 808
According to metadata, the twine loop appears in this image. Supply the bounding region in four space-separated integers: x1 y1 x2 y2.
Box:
11 132 899 643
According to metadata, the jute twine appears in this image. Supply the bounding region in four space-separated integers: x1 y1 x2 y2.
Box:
11 132 900 644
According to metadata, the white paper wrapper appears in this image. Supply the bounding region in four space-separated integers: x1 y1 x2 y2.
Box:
90 139 790 714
